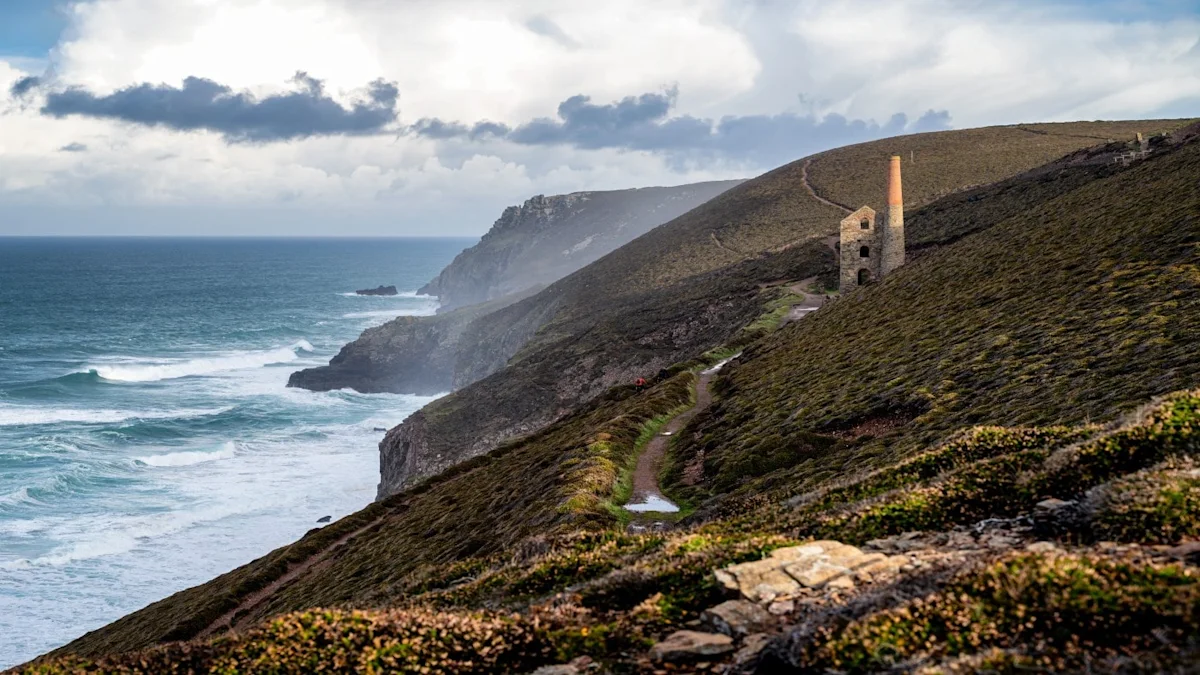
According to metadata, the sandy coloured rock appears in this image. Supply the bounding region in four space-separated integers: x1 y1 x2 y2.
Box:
701 600 775 637
649 630 735 662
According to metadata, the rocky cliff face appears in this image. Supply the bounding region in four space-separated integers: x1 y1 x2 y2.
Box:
289 181 740 399
287 288 539 395
420 181 743 311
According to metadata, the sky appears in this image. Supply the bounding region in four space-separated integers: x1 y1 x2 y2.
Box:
0 0 1197 236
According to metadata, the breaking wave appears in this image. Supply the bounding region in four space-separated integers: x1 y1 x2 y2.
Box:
82 341 315 383
135 442 237 468
0 405 232 427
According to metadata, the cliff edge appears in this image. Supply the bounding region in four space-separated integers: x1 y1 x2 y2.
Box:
419 181 743 311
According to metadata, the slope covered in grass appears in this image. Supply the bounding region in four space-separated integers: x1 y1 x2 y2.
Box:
382 120 1186 497
25 386 1200 674
664 125 1200 508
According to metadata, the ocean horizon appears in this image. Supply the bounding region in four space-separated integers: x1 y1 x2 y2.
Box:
0 236 471 667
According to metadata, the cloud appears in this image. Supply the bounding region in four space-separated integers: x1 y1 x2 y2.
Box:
524 15 579 49
33 72 401 142
10 75 41 97
59 142 88 152
410 90 952 166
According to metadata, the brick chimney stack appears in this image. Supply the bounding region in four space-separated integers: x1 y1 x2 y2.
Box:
882 155 905 275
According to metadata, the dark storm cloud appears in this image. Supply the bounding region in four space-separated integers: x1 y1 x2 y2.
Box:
59 142 87 152
35 72 400 142
524 15 580 49
408 90 952 166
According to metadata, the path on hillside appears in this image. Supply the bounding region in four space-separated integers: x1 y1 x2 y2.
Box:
625 358 735 514
783 277 832 324
194 514 388 639
801 158 855 214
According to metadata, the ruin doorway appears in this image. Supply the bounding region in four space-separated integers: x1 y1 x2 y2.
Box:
858 268 872 285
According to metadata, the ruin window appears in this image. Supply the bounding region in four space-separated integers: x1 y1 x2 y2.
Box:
860 219 870 229
859 246 870 258
858 269 872 285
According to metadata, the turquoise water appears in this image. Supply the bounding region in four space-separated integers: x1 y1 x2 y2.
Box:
0 237 470 667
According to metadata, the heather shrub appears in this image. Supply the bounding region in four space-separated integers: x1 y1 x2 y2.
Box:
795 552 1200 673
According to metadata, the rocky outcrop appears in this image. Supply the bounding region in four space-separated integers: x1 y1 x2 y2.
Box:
420 181 742 311
355 285 398 296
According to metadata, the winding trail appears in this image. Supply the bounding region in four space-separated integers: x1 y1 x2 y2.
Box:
801 158 855 214
625 358 734 513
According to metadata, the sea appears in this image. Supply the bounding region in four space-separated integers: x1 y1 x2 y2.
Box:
0 237 471 668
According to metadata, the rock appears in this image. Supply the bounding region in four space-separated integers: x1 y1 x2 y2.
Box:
980 531 1022 550
530 656 593 675
715 559 801 602
700 600 774 637
316 515 331 523
733 633 775 670
826 575 856 590
767 599 794 616
1025 541 1059 553
649 631 734 662
1033 498 1085 537
852 556 905 580
355 285 399 296
1167 540 1200 562
716 540 909 600
784 560 849 588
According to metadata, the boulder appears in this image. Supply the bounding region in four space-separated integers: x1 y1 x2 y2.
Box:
649 630 734 662
714 559 801 602
701 600 774 637
714 540 911 601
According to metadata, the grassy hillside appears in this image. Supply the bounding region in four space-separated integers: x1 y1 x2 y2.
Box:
22 122 1200 674
663 122 1200 510
384 120 1187 495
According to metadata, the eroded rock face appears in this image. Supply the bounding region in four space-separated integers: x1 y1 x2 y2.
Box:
421 182 742 312
288 314 463 395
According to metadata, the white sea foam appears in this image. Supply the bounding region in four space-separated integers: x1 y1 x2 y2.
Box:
0 405 232 427
85 341 314 382
341 306 438 319
136 442 237 468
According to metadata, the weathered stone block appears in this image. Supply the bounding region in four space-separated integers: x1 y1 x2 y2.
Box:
649 631 734 662
701 600 775 637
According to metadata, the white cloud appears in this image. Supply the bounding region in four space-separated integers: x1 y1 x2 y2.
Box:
0 0 1197 235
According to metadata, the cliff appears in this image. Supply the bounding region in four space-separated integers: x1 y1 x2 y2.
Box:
286 287 542 395
419 181 743 311
287 181 740 398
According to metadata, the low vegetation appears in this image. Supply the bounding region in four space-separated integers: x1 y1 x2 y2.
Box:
382 120 1186 496
23 123 1200 673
